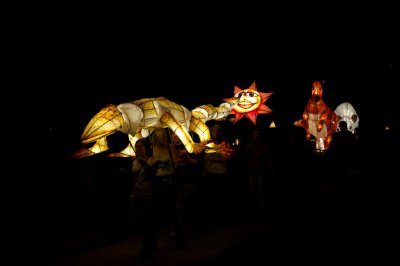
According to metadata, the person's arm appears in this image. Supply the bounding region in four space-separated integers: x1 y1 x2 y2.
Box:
176 150 198 166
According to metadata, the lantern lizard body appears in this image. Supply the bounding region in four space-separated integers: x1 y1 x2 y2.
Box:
72 97 232 159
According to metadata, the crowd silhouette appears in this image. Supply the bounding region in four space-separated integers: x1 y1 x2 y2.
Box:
44 100 396 265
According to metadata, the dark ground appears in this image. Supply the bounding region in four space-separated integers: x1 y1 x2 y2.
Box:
31 125 398 265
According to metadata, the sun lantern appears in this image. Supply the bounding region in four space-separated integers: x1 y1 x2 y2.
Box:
223 81 273 125
294 80 338 151
71 97 233 159
334 102 359 134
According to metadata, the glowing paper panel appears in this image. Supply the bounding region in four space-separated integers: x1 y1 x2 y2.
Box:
334 102 359 134
294 80 338 151
223 81 273 125
72 97 233 159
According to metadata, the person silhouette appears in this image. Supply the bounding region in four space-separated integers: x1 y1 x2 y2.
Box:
244 128 274 212
147 128 184 248
128 138 159 260
329 120 356 177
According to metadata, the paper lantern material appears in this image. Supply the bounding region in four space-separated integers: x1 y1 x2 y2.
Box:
294 80 338 151
223 81 273 125
334 102 359 134
72 97 234 159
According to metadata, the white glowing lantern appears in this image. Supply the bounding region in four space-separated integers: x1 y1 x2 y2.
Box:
334 102 359 134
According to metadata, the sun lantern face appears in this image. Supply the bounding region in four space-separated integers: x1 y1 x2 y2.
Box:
224 81 273 125
233 89 262 113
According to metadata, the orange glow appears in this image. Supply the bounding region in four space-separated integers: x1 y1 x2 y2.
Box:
294 80 338 151
224 81 273 125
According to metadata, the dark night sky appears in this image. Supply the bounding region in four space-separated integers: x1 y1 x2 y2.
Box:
26 12 397 263
47 54 395 149
15 9 397 263
37 12 396 158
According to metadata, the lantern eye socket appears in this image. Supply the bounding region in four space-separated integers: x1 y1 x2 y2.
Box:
237 92 258 98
